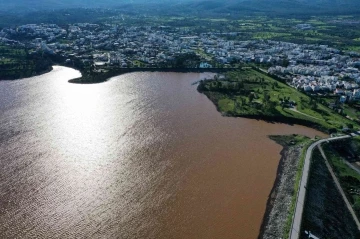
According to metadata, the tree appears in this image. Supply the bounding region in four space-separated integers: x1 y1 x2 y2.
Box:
241 97 246 105
173 52 200 68
263 91 270 103
249 93 255 102
311 101 317 110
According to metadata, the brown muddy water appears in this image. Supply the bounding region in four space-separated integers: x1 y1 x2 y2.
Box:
0 66 324 239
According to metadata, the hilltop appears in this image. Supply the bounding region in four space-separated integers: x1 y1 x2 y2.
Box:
2 0 360 15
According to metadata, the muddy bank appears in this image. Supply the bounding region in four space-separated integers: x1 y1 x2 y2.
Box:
258 135 307 239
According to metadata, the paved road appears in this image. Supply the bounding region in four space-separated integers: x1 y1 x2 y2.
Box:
318 144 360 230
288 108 322 121
289 135 351 239
257 67 268 74
344 161 360 175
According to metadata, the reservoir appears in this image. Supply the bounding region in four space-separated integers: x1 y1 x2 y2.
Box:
0 66 323 238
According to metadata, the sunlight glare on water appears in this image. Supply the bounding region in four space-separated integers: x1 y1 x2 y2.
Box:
0 66 325 239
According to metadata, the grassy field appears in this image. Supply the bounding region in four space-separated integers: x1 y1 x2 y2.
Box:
105 14 360 53
204 15 360 52
268 134 314 147
317 97 360 123
323 140 360 218
301 146 360 238
198 68 357 133
0 44 52 80
344 104 360 121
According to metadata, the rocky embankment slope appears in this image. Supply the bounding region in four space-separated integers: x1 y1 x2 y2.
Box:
259 135 306 239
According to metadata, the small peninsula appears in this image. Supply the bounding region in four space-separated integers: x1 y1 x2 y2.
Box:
197 68 358 134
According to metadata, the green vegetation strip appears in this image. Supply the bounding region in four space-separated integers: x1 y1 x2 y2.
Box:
198 68 358 133
283 139 314 238
0 44 53 80
323 140 360 218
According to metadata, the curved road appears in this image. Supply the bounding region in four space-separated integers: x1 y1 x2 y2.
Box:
288 108 322 121
289 134 352 239
318 144 360 230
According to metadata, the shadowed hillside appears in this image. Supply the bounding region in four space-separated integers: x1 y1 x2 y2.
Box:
2 0 360 15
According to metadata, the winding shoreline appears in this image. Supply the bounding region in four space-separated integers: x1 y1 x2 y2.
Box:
67 67 234 84
69 66 331 134
2 66 327 239
3 65 330 134
0 65 53 81
199 89 330 134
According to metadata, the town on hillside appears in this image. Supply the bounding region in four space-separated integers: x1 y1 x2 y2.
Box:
1 22 360 119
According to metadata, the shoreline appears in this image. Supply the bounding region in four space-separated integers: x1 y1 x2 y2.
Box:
2 65 332 135
258 139 289 239
258 135 310 239
224 113 328 134
0 65 231 82
70 66 331 134
0 65 53 81
2 65 329 134
67 67 235 84
201 91 329 134
2 65 327 238
197 81 332 135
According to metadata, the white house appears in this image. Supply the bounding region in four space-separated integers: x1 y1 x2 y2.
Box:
304 85 312 92
200 62 212 68
311 85 320 92
304 231 319 239
340 95 347 103
353 89 360 99
335 88 344 95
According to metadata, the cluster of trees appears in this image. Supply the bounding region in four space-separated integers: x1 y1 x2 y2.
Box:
198 79 245 93
0 45 53 80
171 53 201 68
